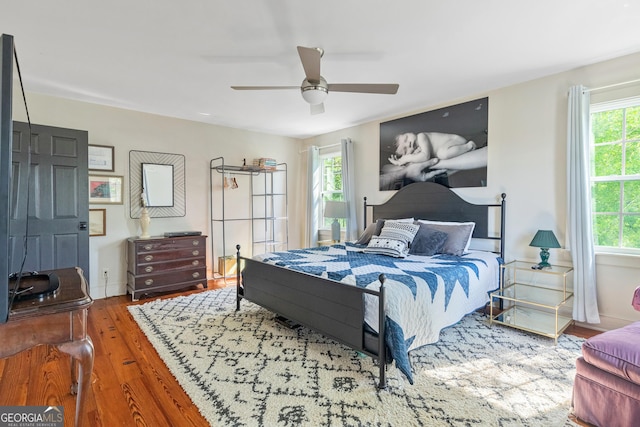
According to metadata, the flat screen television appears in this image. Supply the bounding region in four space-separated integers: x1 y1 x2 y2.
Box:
0 33 14 323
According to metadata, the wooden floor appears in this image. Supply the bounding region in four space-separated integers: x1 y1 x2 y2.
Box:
0 282 224 427
0 281 600 427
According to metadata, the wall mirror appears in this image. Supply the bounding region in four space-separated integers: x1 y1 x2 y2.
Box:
129 150 185 218
142 163 174 207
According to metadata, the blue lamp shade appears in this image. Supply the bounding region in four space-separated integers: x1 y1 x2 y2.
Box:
324 201 347 242
529 230 561 268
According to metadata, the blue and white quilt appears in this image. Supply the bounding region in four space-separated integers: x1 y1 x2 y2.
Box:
254 243 501 384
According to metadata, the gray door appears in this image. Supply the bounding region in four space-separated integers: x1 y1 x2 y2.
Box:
10 121 90 279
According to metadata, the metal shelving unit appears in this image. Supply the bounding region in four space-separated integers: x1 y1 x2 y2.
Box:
209 157 288 279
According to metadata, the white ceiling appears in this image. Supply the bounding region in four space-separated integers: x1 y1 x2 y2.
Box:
2 1 640 139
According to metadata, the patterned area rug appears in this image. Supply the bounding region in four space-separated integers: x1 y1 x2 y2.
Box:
128 287 583 427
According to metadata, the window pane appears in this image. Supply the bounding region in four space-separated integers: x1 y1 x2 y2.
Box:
591 100 640 250
320 154 344 230
622 215 640 248
593 143 622 176
624 181 640 213
626 141 640 175
322 157 342 192
593 214 619 246
593 181 620 212
627 106 640 140
592 109 623 144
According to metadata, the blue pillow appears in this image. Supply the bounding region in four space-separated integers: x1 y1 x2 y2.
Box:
409 225 448 256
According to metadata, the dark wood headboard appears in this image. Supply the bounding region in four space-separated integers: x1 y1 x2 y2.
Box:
364 182 506 257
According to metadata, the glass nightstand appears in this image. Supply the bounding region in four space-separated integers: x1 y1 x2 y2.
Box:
490 260 574 343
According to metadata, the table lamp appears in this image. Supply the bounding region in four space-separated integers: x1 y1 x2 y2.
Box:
529 230 561 268
324 201 347 242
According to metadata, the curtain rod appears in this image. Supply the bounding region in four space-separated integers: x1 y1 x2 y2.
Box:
584 77 640 93
298 142 342 154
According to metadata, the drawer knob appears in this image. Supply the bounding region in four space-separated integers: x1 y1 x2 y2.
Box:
192 260 199 266
192 240 200 246
192 272 200 279
145 266 154 273
143 244 153 251
192 250 199 256
144 255 153 262
144 279 154 286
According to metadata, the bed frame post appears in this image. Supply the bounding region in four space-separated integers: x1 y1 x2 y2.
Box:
363 196 368 229
377 273 387 389
500 193 506 259
236 244 241 311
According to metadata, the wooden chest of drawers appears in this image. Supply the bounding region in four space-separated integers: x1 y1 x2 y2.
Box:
126 235 207 300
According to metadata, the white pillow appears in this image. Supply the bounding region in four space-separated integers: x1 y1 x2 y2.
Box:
364 221 419 258
372 218 415 237
415 220 476 256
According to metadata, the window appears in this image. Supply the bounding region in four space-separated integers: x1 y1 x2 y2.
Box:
320 153 344 229
590 97 640 252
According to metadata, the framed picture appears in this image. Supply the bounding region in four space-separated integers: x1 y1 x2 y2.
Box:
89 209 106 236
379 97 489 191
88 144 115 171
89 175 123 204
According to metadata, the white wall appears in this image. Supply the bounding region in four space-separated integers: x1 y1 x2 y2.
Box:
305 51 640 331
11 93 302 300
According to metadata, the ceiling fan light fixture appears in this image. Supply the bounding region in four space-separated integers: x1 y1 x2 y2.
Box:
301 87 328 105
301 77 328 105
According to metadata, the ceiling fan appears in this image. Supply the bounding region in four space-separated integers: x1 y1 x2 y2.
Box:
231 46 399 115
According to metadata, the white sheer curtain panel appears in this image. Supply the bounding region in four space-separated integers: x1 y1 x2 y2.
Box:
341 138 358 241
567 85 600 323
306 146 320 247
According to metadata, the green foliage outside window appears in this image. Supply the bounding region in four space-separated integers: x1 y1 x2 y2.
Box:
593 144 622 176
591 102 640 250
321 155 345 229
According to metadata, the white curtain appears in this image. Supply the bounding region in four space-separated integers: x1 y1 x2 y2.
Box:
567 85 600 323
341 138 358 241
306 146 320 247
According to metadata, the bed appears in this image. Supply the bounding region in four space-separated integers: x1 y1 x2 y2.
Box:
235 182 506 388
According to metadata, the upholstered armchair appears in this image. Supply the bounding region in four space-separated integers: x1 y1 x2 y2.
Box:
572 287 640 427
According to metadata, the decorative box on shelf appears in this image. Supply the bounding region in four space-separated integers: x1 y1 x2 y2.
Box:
253 157 277 170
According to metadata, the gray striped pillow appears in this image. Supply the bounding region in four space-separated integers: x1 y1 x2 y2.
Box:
363 221 419 258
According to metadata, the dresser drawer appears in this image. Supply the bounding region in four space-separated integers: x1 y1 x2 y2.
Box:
134 247 204 265
133 257 205 275
135 236 205 252
129 267 206 289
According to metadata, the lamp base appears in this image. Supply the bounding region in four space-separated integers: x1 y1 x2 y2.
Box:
331 219 341 242
535 262 552 269
537 248 551 269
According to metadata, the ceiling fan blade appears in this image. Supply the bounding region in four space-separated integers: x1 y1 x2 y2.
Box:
328 83 399 94
297 46 322 83
310 103 325 115
231 85 299 90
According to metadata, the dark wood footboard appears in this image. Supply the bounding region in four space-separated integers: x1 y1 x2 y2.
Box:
235 245 388 389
